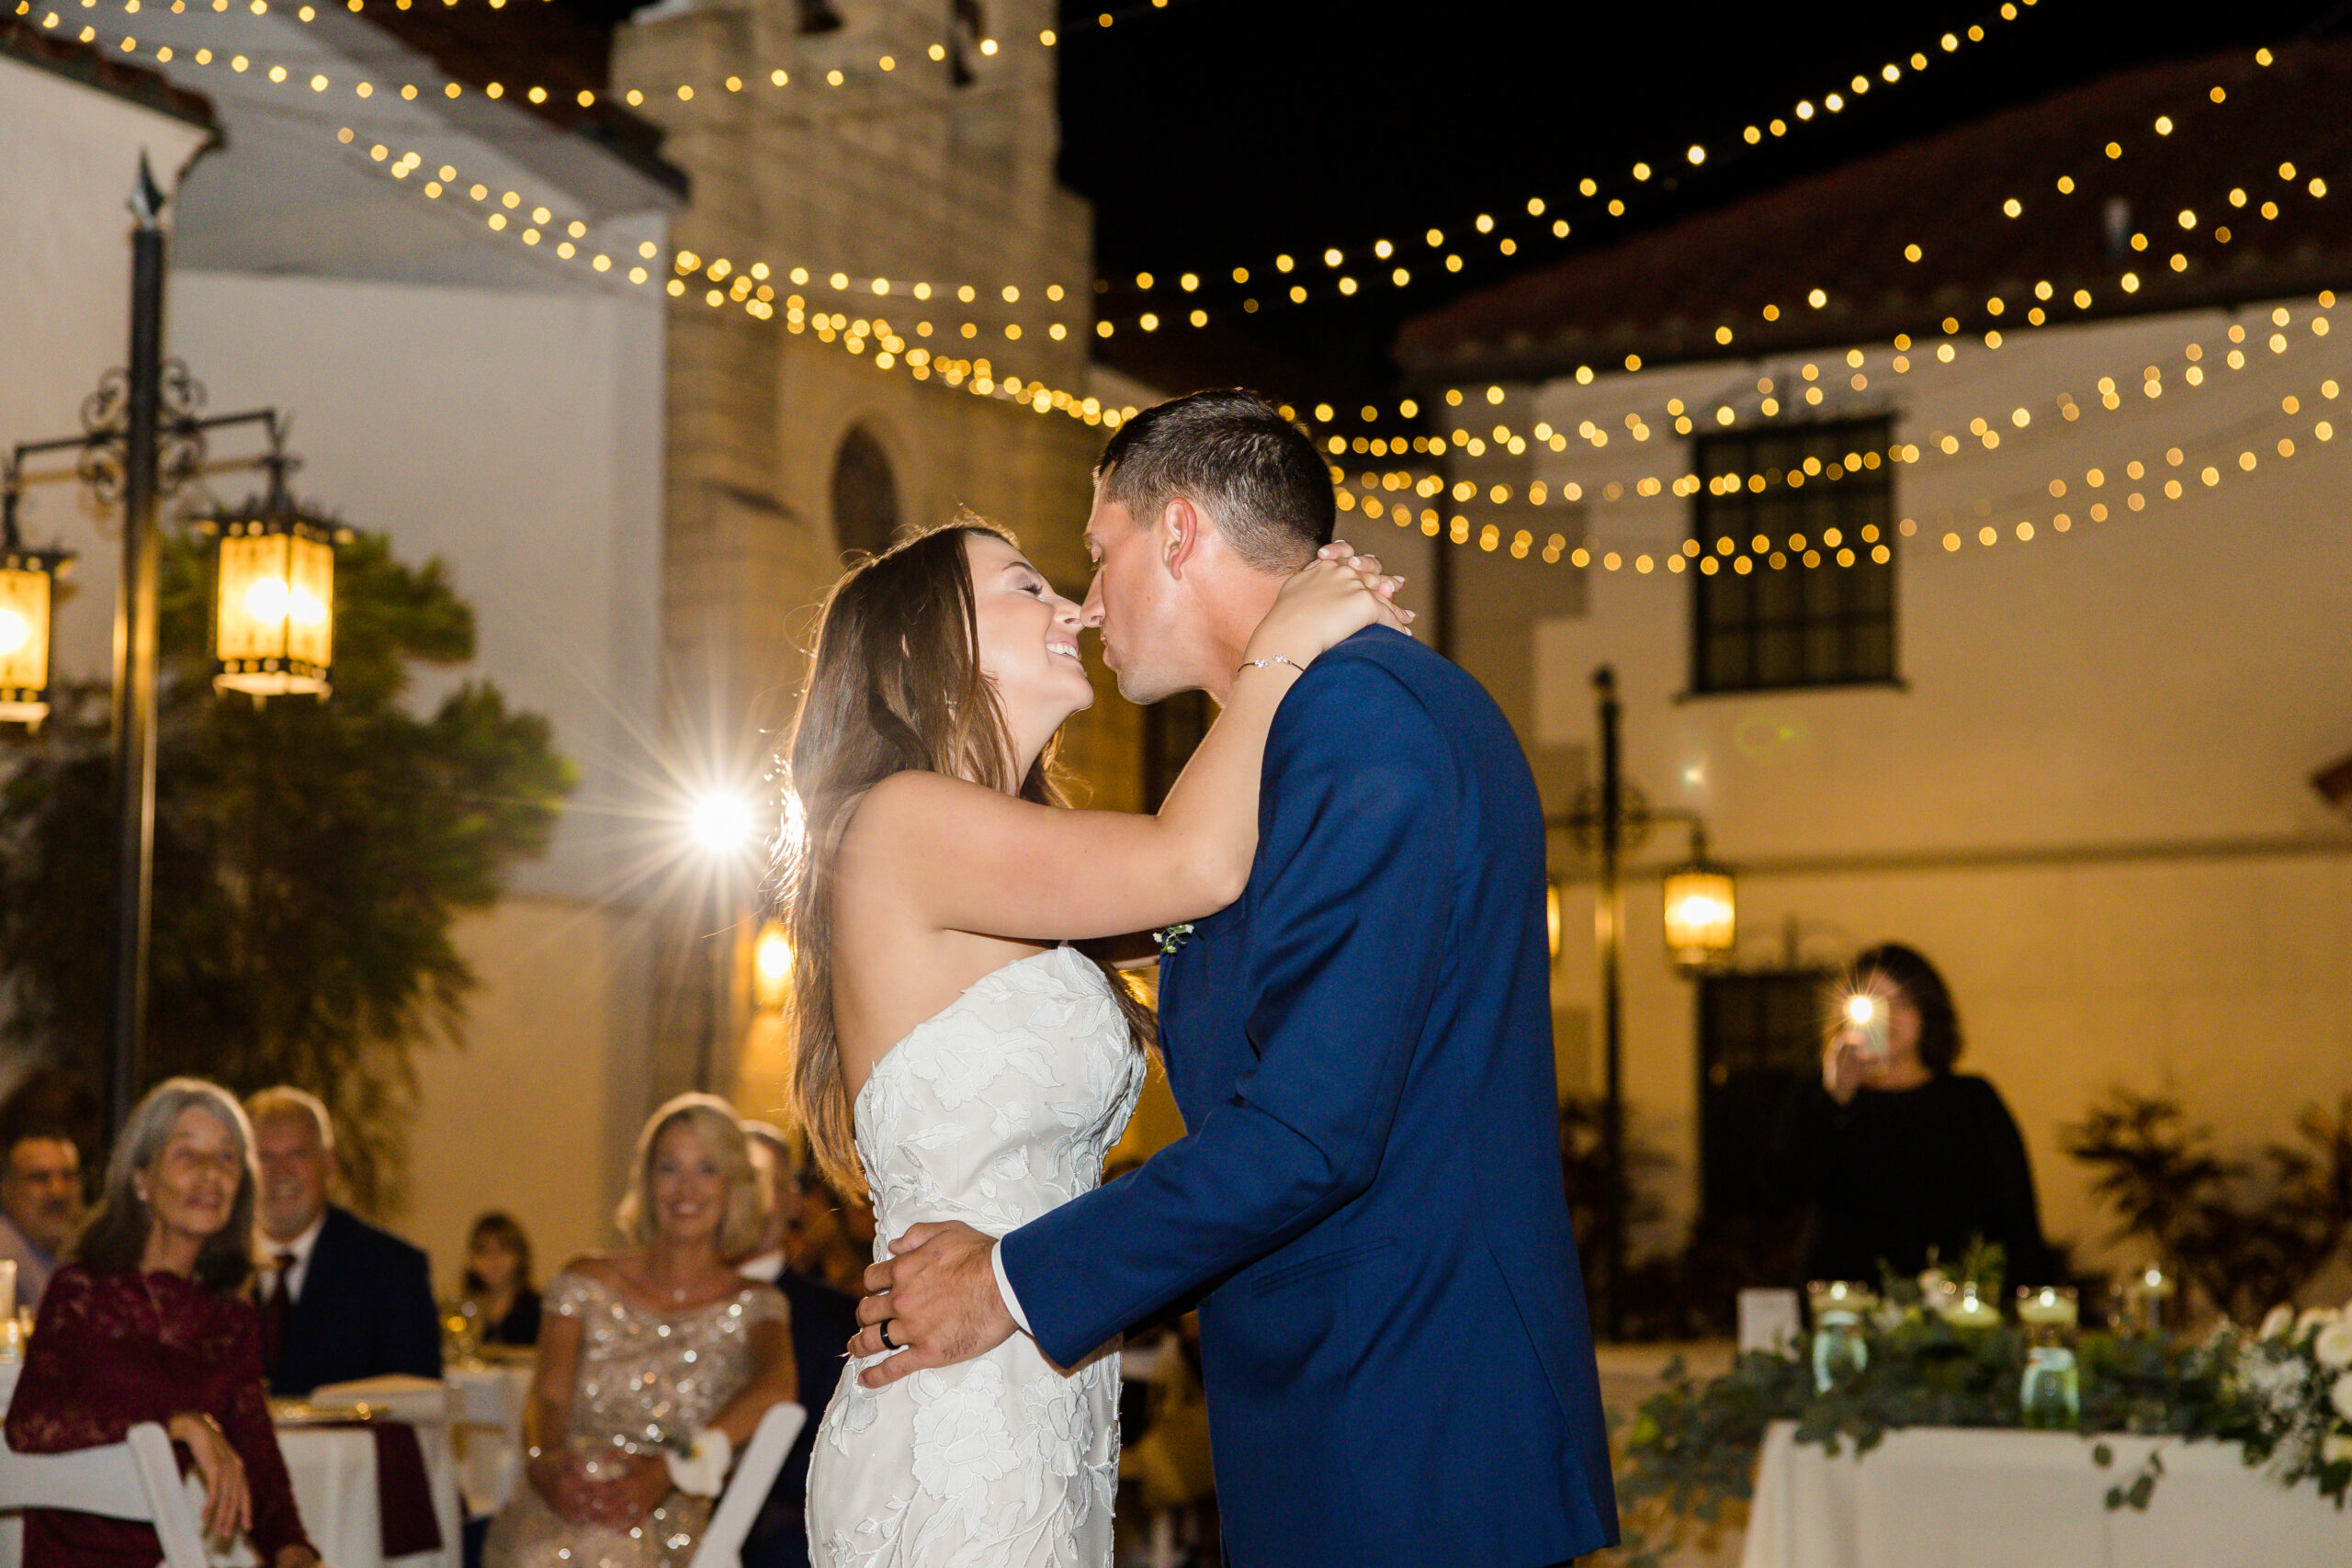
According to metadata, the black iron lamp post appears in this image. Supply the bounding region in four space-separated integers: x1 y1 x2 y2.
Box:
3 159 325 1134
1549 664 1739 1340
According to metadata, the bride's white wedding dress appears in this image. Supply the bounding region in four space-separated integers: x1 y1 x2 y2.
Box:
808 946 1145 1567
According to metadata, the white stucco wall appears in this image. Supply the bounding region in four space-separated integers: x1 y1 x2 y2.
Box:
158 269 669 1283
1445 299 2352 1279
0 56 210 559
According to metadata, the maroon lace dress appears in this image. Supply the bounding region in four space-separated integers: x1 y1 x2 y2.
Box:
6 1261 314 1568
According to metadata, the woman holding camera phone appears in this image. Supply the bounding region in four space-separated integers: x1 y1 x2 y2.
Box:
1770 942 2052 1291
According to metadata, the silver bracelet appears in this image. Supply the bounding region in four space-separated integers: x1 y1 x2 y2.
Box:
1236 655 1301 677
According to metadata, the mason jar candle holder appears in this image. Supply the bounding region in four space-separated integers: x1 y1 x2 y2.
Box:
1806 1280 1876 1392
2119 1262 2176 1336
1945 1280 2001 1329
2017 1285 2081 1429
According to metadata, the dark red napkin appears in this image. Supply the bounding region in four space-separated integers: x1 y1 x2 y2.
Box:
327 1422 443 1558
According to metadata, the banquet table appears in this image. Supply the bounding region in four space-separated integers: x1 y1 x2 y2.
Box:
0 1360 462 1568
1740 1420 2352 1568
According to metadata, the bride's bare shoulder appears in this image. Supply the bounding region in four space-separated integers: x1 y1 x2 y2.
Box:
844 771 1016 851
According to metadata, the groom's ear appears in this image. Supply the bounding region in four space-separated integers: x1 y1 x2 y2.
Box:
1160 496 1203 581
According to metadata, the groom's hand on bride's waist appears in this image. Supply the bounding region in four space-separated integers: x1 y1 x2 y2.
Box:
851 1220 1017 1388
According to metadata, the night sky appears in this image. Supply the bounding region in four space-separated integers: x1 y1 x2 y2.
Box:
1051 0 2346 407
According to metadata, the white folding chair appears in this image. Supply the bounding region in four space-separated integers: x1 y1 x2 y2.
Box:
0 1421 210 1568
686 1402 808 1568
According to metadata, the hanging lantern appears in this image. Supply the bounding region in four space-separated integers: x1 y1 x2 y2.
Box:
1662 838 1737 972
0 545 67 729
209 506 336 701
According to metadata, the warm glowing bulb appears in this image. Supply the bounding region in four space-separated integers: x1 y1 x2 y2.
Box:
1845 995 1877 1026
754 927 793 982
244 576 291 624
0 609 27 656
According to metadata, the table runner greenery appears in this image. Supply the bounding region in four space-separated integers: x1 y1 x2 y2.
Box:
1610 1306 2352 1568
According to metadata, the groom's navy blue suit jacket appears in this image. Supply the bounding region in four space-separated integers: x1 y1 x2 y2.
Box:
1001 626 1618 1566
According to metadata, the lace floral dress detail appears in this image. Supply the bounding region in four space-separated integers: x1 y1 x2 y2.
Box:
484 1269 787 1568
808 946 1145 1568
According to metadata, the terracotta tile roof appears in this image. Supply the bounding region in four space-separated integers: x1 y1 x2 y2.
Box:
1396 39 2352 384
1 16 218 132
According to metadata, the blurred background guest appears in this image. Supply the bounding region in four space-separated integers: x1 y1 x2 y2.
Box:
245 1086 441 1395
1771 942 2052 1291
484 1095 795 1568
781 1170 874 1298
0 1121 83 1311
462 1211 541 1348
732 1121 853 1568
6 1078 320 1568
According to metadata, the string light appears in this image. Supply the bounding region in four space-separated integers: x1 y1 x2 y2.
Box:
1338 296 2344 571
48 0 2287 455
1425 49 2314 434
1083 0 2052 332
30 0 1058 107
42 2 2326 461
1349 361 2345 577
327 124 1126 429
43 0 2051 342
35 0 1123 325
1387 302 2341 498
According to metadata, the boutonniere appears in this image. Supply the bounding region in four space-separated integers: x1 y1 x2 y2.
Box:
1155 923 1195 955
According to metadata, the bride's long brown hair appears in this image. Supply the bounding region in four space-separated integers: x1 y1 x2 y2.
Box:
767 519 1152 1195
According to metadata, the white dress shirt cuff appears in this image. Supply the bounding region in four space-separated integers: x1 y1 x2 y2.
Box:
990 1241 1035 1337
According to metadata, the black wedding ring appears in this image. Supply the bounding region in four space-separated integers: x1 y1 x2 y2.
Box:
877 1319 899 1351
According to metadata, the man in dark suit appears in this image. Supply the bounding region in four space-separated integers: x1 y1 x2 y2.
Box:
246 1087 442 1398
851 389 1618 1567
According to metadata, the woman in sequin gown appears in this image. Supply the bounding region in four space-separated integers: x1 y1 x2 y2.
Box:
484 1097 796 1568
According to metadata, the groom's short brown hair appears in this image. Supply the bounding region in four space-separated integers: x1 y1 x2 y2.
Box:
1093 389 1335 572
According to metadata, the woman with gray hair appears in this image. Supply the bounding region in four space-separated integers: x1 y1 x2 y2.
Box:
6 1077 320 1568
483 1093 795 1568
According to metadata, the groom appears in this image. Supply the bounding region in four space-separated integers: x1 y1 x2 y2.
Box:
854 389 1618 1565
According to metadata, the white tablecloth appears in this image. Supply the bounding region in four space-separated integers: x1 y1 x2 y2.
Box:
1741 1420 2352 1568
269 1423 460 1568
447 1360 535 1517
0 1360 461 1568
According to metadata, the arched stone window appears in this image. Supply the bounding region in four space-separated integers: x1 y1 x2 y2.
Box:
831 423 901 560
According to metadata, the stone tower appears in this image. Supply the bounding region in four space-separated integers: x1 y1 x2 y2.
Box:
614 0 1140 1108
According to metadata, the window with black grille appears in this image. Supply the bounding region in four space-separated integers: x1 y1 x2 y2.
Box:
1690 418 1897 694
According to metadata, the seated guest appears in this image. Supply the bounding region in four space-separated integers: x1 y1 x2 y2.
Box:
484 1095 796 1568
6 1078 321 1568
733 1122 854 1568
784 1170 876 1298
463 1211 542 1348
1770 942 2052 1290
245 1085 441 1395
0 1123 83 1310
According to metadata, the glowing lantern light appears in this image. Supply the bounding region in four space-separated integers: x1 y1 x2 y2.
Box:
0 545 67 728
209 506 338 701
1661 840 1737 971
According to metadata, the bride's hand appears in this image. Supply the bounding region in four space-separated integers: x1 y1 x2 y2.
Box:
1242 539 1412 672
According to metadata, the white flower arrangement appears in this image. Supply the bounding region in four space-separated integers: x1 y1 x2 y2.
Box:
2230 1299 2352 1507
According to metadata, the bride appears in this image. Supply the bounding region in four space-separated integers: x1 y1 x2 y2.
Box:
772 517 1401 1564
